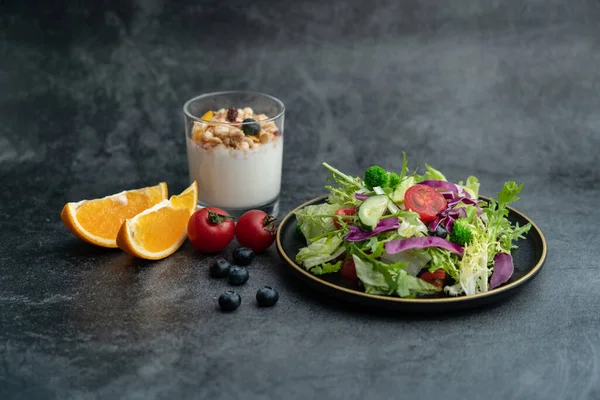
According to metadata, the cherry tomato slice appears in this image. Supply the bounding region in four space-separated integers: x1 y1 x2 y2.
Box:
340 257 358 281
420 269 446 287
404 184 447 222
333 207 357 229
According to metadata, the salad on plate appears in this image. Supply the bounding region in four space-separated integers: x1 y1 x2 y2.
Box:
294 154 532 298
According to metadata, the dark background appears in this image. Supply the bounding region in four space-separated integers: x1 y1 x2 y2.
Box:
1 0 599 399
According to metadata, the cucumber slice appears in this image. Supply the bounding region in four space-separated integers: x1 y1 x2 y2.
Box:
373 186 400 214
358 195 389 230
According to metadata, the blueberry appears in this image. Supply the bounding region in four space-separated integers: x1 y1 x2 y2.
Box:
218 291 241 311
431 225 447 238
233 247 255 266
210 257 231 278
228 266 250 286
241 118 261 135
256 286 279 307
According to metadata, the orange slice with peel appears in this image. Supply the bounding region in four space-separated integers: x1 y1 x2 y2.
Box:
116 181 198 260
61 182 168 248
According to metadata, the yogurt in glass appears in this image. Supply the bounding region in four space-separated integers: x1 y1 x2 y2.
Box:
183 93 285 217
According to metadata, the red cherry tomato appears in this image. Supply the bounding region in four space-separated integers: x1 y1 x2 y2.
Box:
420 269 446 287
187 207 235 253
404 184 447 222
340 257 358 281
333 207 357 229
235 210 277 253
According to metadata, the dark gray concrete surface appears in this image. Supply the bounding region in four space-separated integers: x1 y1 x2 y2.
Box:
1 0 599 399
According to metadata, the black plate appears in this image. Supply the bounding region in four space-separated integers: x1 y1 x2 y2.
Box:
276 195 547 312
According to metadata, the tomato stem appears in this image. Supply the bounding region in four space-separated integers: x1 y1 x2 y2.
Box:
207 211 236 225
263 214 278 235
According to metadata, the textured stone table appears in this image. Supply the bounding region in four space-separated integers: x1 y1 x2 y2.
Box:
1 1 599 399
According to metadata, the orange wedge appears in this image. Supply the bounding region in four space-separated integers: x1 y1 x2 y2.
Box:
61 182 168 248
116 181 198 260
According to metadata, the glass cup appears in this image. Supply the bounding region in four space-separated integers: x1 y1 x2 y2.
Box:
183 91 285 217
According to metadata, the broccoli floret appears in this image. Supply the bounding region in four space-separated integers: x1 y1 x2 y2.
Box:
388 172 400 189
364 165 388 189
449 218 473 245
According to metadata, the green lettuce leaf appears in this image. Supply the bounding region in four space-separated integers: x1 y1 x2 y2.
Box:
459 176 480 199
296 235 345 269
483 181 532 257
427 247 461 282
294 203 340 243
311 260 342 275
322 162 365 207
353 255 390 294
362 237 388 258
396 210 428 238
352 254 440 298
391 151 411 200
398 151 409 182
380 249 431 276
391 175 416 203
497 181 523 208
396 269 441 298
421 164 447 181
